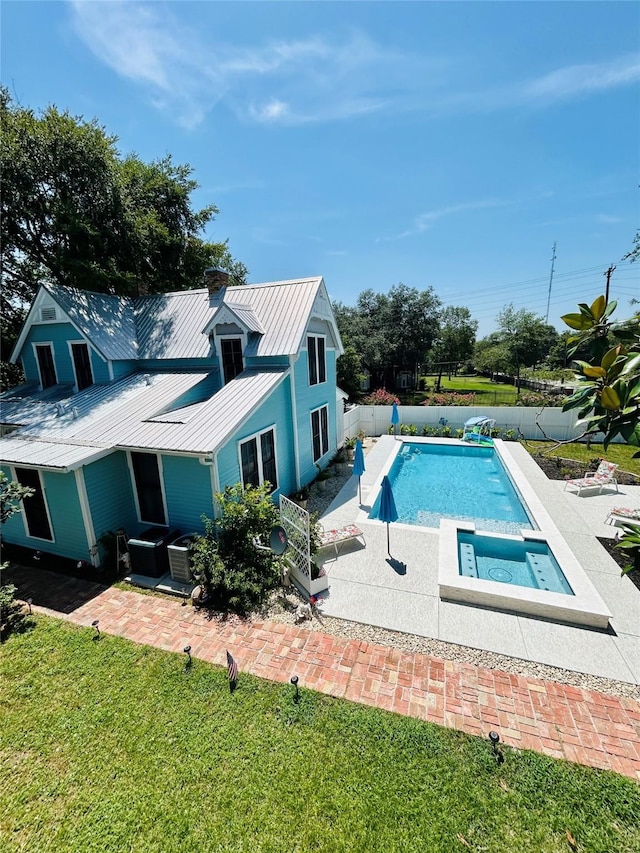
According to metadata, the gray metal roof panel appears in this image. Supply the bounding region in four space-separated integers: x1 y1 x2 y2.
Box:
0 438 112 470
44 283 138 360
134 290 215 360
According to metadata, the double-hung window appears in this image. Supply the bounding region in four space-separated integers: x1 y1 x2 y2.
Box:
311 405 329 463
14 467 53 541
239 428 277 491
35 344 57 389
307 335 326 386
71 342 93 391
221 338 244 384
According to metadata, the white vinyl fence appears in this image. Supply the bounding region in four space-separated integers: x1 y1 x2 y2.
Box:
343 404 614 443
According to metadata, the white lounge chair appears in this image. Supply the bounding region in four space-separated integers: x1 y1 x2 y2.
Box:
564 460 619 496
605 507 640 529
317 524 366 558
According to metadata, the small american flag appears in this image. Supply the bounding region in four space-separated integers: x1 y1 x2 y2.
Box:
226 650 238 686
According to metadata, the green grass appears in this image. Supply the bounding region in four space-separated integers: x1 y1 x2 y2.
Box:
523 440 640 476
423 374 519 405
2 620 639 852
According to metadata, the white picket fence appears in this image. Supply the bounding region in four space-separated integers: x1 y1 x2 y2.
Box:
343 404 608 443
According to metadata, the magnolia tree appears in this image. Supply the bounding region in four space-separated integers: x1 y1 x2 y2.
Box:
562 295 640 574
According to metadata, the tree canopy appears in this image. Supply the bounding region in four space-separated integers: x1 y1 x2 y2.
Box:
431 306 478 368
0 88 247 387
333 284 441 388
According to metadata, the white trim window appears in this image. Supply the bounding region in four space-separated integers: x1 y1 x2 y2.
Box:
220 336 244 383
311 405 329 463
33 343 57 389
129 451 167 526
307 335 326 386
13 466 54 541
69 341 94 391
239 427 278 492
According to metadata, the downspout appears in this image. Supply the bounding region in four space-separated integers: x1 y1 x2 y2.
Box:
75 468 99 567
288 354 301 490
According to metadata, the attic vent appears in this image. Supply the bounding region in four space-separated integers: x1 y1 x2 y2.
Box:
40 307 57 322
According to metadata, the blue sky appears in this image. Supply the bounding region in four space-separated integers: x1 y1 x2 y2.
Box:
2 1 639 337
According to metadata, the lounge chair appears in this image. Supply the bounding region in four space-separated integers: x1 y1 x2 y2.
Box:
317 523 366 558
605 507 640 529
564 460 619 496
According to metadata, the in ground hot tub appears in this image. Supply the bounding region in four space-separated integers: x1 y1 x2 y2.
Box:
438 520 611 629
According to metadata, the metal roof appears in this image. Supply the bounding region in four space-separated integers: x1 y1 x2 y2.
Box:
0 438 113 471
43 283 138 361
134 290 215 360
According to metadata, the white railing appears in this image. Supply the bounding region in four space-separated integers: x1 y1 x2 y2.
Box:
344 404 612 443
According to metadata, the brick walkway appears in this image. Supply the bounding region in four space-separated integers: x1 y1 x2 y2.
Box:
10 566 640 781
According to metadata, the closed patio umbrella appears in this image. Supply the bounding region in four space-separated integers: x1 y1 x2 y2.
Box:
353 438 366 503
391 401 400 438
378 475 398 555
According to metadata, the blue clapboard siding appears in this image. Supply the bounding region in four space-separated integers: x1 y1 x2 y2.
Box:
161 455 213 533
245 355 289 370
84 452 138 555
216 376 296 500
294 347 338 486
18 322 110 386
111 360 138 380
0 465 90 561
137 358 215 372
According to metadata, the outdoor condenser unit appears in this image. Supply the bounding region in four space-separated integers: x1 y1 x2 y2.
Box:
167 533 197 583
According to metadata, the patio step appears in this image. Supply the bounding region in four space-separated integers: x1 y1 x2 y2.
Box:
459 542 478 578
525 552 555 591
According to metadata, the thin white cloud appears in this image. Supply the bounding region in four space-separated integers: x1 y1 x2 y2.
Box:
389 199 513 241
68 1 640 128
596 214 624 224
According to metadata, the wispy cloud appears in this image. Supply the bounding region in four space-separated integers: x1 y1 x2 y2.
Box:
387 198 513 241
68 1 640 128
596 214 624 224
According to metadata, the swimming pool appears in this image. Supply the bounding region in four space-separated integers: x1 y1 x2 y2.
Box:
369 441 533 533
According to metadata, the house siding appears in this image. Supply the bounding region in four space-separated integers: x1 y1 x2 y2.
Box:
19 322 110 386
161 455 213 533
84 452 138 559
294 348 338 486
112 360 138 381
1 464 90 560
216 377 296 500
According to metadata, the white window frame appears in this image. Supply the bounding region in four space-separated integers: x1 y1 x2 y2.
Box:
237 425 278 492
10 465 55 543
126 451 169 526
32 342 57 390
215 332 247 384
310 404 330 463
307 334 327 386
68 340 94 392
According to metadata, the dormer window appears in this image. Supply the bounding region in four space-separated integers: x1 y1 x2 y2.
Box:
221 337 243 383
307 335 326 386
35 344 57 389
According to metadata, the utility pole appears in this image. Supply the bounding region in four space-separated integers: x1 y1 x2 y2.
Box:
545 241 556 323
604 264 616 303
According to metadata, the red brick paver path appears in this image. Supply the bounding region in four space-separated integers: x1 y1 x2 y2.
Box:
11 567 640 781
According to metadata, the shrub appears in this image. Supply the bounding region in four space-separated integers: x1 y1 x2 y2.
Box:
362 388 400 406
515 391 564 408
191 483 283 615
422 392 476 406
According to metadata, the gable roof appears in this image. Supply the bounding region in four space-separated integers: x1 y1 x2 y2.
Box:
13 277 340 365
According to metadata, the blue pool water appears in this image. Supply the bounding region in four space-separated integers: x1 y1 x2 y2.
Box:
458 531 573 595
369 442 533 533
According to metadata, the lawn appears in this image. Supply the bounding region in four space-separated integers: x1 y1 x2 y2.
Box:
523 440 640 477
422 375 519 405
2 620 639 853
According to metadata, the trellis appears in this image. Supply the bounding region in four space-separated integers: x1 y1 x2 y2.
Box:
279 495 312 593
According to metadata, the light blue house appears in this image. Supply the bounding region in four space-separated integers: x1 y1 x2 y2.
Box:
0 271 344 568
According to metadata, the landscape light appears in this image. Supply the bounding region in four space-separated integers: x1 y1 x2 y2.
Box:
26 597 33 614
488 731 503 764
183 644 192 669
91 619 101 639
290 674 300 704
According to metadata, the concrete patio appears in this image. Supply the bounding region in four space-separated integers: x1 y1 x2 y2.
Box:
316 436 640 686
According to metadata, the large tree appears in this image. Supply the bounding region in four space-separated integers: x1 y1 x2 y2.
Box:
496 304 558 392
431 306 478 370
333 284 441 389
0 88 246 387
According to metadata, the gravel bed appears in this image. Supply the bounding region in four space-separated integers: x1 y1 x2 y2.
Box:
252 439 640 702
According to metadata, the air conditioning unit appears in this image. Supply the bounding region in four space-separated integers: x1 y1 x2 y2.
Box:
167 533 197 583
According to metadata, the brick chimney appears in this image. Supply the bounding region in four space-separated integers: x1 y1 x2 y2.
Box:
204 267 229 296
